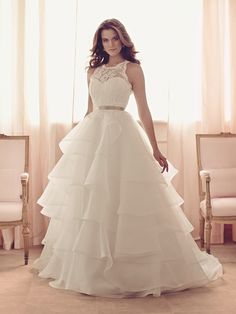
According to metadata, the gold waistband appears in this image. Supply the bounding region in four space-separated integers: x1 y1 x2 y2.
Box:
97 106 125 111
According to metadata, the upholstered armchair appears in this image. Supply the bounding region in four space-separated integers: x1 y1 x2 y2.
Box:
0 134 30 265
196 133 236 254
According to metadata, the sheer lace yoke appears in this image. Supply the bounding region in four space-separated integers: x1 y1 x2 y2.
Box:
92 60 132 88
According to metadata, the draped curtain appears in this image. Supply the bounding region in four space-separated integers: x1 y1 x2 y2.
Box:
0 0 235 248
201 0 236 240
167 0 236 240
0 0 77 247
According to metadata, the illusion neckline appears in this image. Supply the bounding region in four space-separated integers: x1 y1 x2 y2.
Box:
103 60 128 68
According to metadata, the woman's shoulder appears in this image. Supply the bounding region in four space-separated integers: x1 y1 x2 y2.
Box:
126 61 141 69
126 61 143 79
126 61 142 73
87 66 96 75
87 66 98 81
87 64 104 75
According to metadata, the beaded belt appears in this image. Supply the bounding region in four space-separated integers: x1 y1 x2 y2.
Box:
97 106 125 111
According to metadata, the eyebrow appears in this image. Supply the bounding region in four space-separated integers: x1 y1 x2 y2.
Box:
101 35 118 40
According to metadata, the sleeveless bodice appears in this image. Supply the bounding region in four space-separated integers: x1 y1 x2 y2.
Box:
89 60 132 110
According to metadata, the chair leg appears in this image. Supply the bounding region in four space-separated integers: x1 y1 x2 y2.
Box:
22 224 30 265
205 220 212 254
199 214 205 249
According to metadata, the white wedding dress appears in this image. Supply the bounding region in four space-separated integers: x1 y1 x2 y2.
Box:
33 60 223 298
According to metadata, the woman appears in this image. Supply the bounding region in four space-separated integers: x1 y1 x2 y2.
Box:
33 18 222 298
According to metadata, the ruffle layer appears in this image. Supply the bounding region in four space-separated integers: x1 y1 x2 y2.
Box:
34 236 222 298
33 110 222 298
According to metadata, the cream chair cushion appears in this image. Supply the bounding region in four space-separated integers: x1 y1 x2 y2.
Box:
0 168 22 222
0 169 22 222
0 136 29 260
201 168 236 198
201 198 236 216
200 137 236 169
0 202 22 221
0 169 21 202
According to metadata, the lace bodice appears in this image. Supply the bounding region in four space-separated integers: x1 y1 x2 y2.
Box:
89 60 132 110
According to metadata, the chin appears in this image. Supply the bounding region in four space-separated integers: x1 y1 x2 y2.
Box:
107 50 122 57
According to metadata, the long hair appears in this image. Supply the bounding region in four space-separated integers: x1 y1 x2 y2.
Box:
89 18 140 68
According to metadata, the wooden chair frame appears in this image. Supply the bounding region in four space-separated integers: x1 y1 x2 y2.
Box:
0 134 30 265
196 132 236 254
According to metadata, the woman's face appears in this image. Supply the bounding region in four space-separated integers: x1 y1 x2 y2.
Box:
101 29 122 57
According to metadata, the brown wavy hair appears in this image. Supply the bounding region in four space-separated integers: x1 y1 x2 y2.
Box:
89 18 140 68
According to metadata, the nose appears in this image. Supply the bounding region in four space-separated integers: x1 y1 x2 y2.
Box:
108 40 114 48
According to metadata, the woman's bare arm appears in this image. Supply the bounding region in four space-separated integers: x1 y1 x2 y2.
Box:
84 68 95 118
127 63 168 172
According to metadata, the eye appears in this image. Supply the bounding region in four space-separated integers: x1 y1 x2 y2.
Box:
102 38 108 42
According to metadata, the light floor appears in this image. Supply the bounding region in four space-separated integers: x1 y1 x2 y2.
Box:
0 242 236 314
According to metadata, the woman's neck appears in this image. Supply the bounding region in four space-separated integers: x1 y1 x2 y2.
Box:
107 56 125 66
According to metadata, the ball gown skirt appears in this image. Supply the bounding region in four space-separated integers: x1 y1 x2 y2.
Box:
33 107 223 298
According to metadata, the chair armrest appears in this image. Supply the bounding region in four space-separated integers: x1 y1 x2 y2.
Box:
21 172 29 182
20 172 30 233
200 170 210 178
199 170 211 193
20 172 29 203
199 170 212 220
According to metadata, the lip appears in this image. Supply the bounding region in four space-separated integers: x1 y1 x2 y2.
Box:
109 49 116 51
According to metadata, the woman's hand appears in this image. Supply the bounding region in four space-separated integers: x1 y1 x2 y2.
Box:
153 150 169 173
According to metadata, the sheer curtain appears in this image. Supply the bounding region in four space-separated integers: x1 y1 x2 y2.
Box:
0 0 77 248
165 1 203 239
200 0 236 241
0 0 235 248
168 0 236 241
